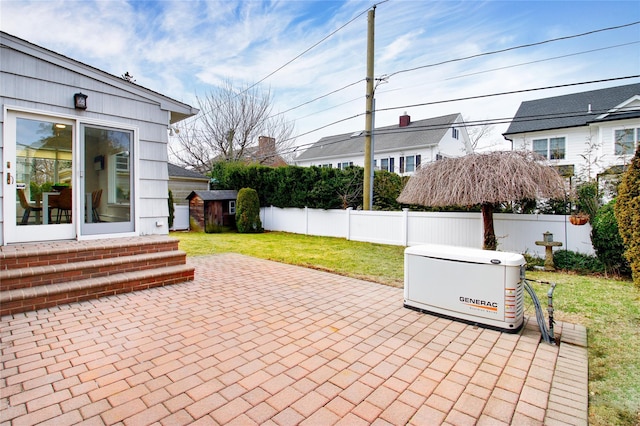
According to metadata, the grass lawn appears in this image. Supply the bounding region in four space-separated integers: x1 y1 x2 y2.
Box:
173 230 640 426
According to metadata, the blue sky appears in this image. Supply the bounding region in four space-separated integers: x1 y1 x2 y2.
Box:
2 0 639 154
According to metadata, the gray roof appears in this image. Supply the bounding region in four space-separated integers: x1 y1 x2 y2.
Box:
503 83 640 136
168 163 209 181
186 190 238 201
295 113 461 162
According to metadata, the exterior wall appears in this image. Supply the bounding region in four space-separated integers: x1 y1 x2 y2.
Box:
169 178 210 206
295 116 471 176
508 116 640 180
1 36 193 244
260 206 595 257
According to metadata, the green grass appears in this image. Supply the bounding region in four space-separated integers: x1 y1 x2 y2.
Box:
172 230 640 426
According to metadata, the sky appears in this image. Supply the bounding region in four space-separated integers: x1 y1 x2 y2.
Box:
2 0 639 158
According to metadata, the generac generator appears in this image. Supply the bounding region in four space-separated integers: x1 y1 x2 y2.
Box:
404 244 526 333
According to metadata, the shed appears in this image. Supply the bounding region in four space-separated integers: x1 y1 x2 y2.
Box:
187 190 238 230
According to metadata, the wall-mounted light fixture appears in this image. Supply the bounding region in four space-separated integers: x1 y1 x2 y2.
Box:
74 92 88 110
168 126 180 136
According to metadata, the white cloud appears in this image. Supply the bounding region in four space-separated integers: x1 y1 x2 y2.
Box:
2 0 639 151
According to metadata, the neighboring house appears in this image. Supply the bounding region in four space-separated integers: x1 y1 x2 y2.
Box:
187 190 238 229
168 163 210 205
0 31 199 245
503 83 640 183
295 113 472 176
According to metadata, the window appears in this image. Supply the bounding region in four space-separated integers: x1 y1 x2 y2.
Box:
532 137 565 160
320 163 332 168
615 128 639 155
338 162 353 170
400 155 421 173
380 158 389 172
229 200 236 214
452 128 459 139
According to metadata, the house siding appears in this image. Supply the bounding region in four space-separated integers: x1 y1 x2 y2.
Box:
1 33 196 244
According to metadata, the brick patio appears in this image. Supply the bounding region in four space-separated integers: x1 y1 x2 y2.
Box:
0 253 588 425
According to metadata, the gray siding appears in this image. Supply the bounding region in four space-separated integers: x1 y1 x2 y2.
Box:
1 33 197 244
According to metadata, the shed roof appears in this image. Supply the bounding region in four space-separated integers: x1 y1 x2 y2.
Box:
503 83 640 136
168 163 209 181
295 113 461 162
187 190 238 201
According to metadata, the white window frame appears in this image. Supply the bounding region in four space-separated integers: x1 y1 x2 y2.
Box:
532 136 566 160
614 128 640 156
229 200 236 214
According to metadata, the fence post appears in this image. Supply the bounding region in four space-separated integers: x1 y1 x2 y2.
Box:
402 208 409 246
305 206 309 235
346 207 352 240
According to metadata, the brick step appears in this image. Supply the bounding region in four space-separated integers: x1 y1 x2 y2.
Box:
0 236 179 271
0 264 195 317
0 250 188 291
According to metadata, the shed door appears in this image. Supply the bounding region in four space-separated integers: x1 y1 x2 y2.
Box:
3 111 76 243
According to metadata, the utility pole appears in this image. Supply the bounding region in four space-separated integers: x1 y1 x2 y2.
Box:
363 6 375 210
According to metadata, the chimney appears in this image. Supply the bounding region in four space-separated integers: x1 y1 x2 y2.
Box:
258 136 276 154
399 112 410 127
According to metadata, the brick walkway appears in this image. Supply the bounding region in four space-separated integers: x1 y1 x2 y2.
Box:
1 253 588 425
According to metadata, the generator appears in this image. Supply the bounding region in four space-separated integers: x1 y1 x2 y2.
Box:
404 244 526 333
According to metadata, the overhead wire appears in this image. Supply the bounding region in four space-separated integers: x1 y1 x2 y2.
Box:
169 75 640 161
385 21 640 78
179 0 387 127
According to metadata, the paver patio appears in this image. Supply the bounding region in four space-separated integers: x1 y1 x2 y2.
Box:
1 253 588 425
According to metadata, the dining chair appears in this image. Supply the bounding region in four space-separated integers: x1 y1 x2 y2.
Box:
18 189 43 225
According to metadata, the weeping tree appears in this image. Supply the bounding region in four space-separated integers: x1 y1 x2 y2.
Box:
397 151 566 250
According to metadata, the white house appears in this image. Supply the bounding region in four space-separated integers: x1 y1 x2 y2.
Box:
503 83 640 182
1 31 199 245
295 113 471 176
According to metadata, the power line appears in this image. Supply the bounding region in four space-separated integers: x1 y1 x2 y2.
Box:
375 76 640 113
385 21 640 79
180 1 386 128
170 75 639 160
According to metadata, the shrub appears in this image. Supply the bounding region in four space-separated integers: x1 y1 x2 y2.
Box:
615 144 640 286
168 190 175 229
553 250 604 275
236 188 263 233
591 200 630 276
575 180 600 220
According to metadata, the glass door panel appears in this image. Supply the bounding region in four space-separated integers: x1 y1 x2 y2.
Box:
81 125 134 235
4 113 76 243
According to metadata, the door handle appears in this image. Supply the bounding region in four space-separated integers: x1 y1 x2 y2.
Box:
6 172 13 185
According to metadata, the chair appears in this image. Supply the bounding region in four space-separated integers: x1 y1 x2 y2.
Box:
91 189 102 222
18 189 43 225
55 188 72 223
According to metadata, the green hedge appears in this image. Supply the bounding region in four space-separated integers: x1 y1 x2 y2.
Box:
210 162 407 210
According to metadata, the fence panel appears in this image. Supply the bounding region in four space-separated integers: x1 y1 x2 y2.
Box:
260 206 595 257
407 212 482 248
349 210 405 245
307 209 346 238
171 205 189 231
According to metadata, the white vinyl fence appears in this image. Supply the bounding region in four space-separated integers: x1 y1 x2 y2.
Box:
171 205 190 231
260 206 594 257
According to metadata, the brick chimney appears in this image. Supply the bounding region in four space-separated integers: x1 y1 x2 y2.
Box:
399 112 411 127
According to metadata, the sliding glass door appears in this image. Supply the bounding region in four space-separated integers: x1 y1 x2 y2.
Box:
81 124 134 235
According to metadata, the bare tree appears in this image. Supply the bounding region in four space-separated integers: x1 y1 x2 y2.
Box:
397 151 566 250
171 79 295 173
464 117 495 153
